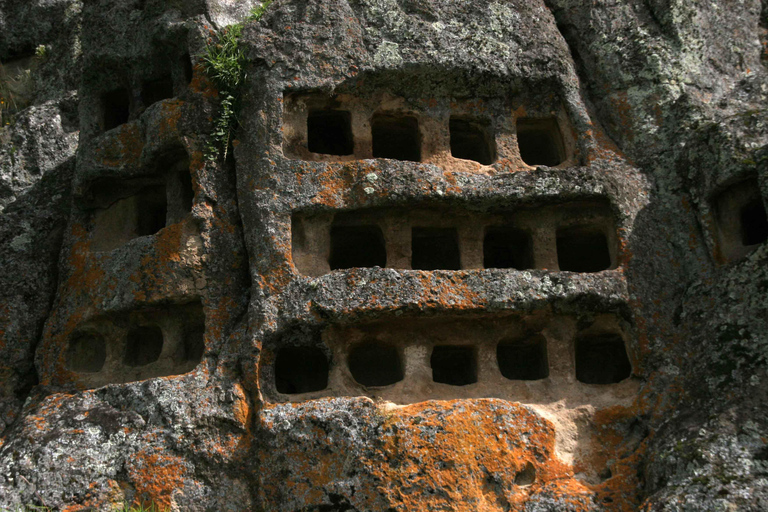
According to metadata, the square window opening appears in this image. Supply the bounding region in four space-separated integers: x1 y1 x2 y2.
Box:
517 118 565 167
575 334 632 385
348 341 403 387
372 113 421 162
497 334 549 380
275 346 329 394
141 75 174 107
431 345 477 386
307 110 354 156
484 227 534 269
101 88 131 131
411 227 461 270
450 117 496 165
329 224 387 270
136 185 167 236
556 225 612 272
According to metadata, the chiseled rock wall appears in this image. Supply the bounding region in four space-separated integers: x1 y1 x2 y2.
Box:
0 0 766 510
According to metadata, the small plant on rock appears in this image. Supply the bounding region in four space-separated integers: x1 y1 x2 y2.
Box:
203 1 273 161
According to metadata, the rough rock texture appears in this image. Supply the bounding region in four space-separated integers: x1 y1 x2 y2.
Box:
0 0 767 510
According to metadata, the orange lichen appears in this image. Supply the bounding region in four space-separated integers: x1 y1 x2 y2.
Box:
128 450 186 508
92 123 144 169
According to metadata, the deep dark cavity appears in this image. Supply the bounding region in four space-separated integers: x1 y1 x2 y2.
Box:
124 325 164 367
67 332 107 373
307 110 354 155
411 227 461 270
101 88 131 131
329 225 387 270
517 118 564 167
135 185 167 236
141 75 174 107
449 117 496 165
740 199 768 246
556 225 611 272
431 345 477 386
348 341 403 387
497 334 549 381
575 333 631 385
484 227 534 269
371 113 421 162
275 346 329 394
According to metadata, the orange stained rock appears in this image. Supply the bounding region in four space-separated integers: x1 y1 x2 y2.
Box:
128 450 186 509
93 123 144 169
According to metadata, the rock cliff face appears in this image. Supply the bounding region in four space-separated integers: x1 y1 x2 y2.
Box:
0 0 767 510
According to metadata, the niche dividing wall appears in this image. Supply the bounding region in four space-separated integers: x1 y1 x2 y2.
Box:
87 148 195 251
64 301 206 388
291 201 618 276
263 313 635 403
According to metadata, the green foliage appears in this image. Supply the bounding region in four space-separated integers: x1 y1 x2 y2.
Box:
202 0 273 161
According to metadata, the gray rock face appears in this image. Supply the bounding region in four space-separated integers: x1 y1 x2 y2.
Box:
0 0 767 510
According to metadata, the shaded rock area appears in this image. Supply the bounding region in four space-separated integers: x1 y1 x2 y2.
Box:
0 0 767 510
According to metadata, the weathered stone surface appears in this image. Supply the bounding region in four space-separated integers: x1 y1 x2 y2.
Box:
0 0 767 510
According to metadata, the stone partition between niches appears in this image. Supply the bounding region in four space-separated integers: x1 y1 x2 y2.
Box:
85 148 194 251
291 200 618 276
281 89 577 171
64 300 205 388
263 312 637 405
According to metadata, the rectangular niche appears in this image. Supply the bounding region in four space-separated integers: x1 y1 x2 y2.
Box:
265 313 637 404
497 334 549 381
371 112 422 162
449 117 496 165
516 117 565 167
101 88 131 131
141 74 174 108
329 224 387 270
64 301 206 387
484 226 534 269
307 110 354 156
556 224 613 273
713 176 768 262
411 227 461 270
87 149 193 251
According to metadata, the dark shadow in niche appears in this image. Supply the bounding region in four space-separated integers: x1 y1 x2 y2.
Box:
450 117 496 165
142 75 174 107
101 88 131 131
67 332 107 373
182 323 205 363
125 325 164 367
517 118 564 167
372 112 421 162
135 185 168 236
713 176 768 261
412 227 461 270
575 333 631 385
556 225 611 272
348 341 403 387
497 334 549 381
275 346 329 394
329 225 387 270
178 169 195 214
431 345 477 386
307 110 354 156
484 227 534 269
182 53 194 84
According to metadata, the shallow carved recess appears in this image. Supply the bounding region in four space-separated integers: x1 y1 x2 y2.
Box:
712 175 768 262
291 200 618 276
281 87 578 171
84 148 195 251
261 312 637 406
64 300 205 388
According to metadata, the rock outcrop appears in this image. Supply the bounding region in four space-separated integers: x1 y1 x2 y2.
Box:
0 0 766 510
